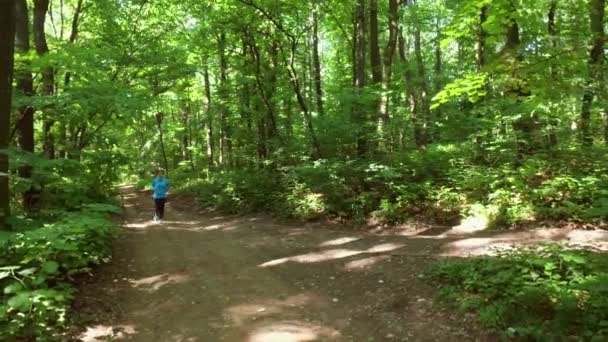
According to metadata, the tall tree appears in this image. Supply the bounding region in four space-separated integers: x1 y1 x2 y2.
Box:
477 4 488 69
33 0 55 159
379 0 399 145
580 0 605 146
203 63 214 168
312 5 324 117
15 0 37 209
0 0 17 229
413 9 431 147
355 0 367 157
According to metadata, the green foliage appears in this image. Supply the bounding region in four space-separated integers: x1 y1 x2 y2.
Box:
177 146 607 227
429 244 608 340
0 208 118 340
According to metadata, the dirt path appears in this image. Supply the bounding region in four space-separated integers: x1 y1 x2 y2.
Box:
71 186 499 341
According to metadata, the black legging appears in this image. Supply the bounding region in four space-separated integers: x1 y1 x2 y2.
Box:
154 198 166 219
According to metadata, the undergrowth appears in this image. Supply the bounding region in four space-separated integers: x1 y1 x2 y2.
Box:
0 205 119 341
429 244 608 340
174 145 608 227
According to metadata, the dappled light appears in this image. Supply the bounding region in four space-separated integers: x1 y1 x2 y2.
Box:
320 236 361 247
366 243 404 253
129 272 191 292
124 220 159 229
247 321 340 342
169 335 199 342
260 243 404 267
224 293 319 326
442 228 608 256
344 256 390 271
79 324 137 342
2 0 607 340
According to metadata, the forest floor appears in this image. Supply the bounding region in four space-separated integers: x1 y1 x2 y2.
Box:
70 186 608 342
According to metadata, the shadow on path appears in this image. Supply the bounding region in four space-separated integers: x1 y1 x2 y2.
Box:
76 186 581 341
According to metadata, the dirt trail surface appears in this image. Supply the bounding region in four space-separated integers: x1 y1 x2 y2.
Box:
72 186 607 342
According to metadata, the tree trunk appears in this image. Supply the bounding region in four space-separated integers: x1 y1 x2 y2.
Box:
398 28 419 147
203 63 214 168
369 0 382 153
0 0 16 229
477 5 488 70
156 112 169 174
547 0 559 147
414 26 431 147
245 32 280 148
64 0 84 88
379 0 399 146
312 7 324 117
218 33 230 166
499 1 535 155
369 0 382 86
15 0 39 210
34 0 55 159
581 0 605 147
433 17 443 142
354 0 367 157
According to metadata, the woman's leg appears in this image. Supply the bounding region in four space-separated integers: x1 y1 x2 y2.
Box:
154 199 162 220
159 198 166 219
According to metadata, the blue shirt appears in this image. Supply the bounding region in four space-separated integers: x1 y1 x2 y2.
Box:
152 177 169 199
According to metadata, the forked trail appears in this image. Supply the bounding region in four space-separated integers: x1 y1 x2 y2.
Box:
78 185 577 341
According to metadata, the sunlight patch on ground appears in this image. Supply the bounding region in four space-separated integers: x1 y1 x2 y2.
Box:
259 243 404 267
160 220 200 226
320 237 361 247
442 228 608 256
366 243 404 253
247 321 340 342
169 334 198 342
124 220 157 229
225 293 317 326
129 272 190 292
344 255 390 271
79 324 136 341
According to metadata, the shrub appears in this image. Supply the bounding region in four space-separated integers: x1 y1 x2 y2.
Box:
174 146 608 227
429 244 608 340
0 206 118 340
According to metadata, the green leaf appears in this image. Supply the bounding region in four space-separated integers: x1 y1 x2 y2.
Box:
17 267 38 277
4 282 23 294
7 292 31 310
42 261 60 275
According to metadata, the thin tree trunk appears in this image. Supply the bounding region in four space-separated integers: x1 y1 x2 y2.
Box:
369 0 382 154
245 32 280 145
477 5 488 70
379 0 399 146
312 6 324 117
0 0 16 229
15 0 38 210
156 112 169 174
34 0 55 159
581 0 605 146
64 0 84 87
433 17 443 141
547 0 559 147
399 29 419 147
414 25 431 147
218 33 229 166
355 0 367 157
203 64 214 168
